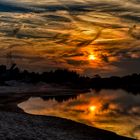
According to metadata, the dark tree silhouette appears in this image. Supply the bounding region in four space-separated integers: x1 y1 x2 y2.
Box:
0 64 140 94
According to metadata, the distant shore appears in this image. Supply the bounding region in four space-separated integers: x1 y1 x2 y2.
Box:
1 64 140 94
0 111 135 140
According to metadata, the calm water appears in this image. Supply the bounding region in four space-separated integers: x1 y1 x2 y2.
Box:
18 89 140 139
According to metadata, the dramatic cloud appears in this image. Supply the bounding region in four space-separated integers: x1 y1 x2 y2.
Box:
0 0 140 76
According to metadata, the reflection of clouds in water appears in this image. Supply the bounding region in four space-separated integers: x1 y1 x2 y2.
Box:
19 89 140 139
0 0 140 76
132 125 140 139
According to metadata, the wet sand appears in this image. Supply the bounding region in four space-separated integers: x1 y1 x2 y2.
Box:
0 111 135 140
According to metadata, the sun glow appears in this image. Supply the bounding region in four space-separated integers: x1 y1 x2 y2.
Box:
89 105 96 112
88 54 96 60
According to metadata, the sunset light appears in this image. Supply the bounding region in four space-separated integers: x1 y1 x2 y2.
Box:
88 54 96 61
1 0 140 139
89 105 96 112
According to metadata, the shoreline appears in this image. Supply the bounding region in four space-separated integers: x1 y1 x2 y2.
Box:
0 87 88 113
0 87 138 140
0 111 136 140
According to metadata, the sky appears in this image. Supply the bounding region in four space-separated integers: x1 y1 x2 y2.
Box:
0 0 140 77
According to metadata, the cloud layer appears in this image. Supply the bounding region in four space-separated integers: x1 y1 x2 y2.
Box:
0 0 140 76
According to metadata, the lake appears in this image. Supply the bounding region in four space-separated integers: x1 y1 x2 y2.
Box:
18 89 140 139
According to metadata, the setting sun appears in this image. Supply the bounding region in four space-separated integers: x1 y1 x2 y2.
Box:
89 105 96 112
88 54 96 60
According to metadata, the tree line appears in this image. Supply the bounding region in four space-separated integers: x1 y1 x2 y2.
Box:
0 64 140 94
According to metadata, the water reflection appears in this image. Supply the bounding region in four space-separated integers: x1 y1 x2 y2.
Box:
41 94 78 103
18 89 140 139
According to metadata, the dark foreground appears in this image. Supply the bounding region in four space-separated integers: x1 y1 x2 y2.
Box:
0 111 135 140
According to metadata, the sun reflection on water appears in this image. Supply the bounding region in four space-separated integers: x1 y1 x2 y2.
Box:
18 89 140 139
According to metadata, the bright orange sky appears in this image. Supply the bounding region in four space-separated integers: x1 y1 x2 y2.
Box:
0 0 140 76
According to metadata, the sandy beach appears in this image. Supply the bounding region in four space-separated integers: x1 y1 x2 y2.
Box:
0 111 135 140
